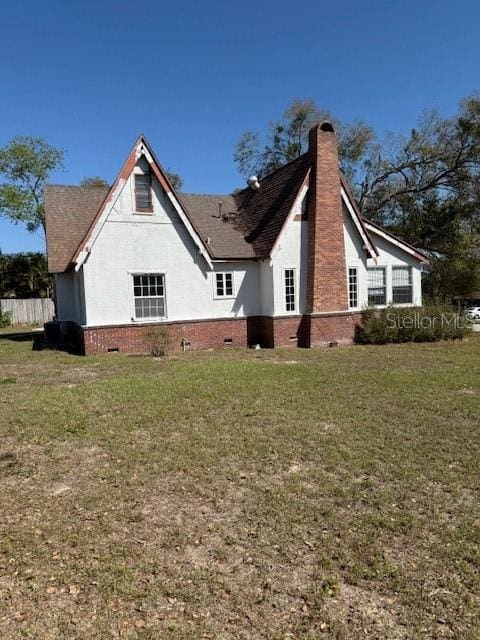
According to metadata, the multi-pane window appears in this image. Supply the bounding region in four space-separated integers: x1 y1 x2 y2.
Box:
348 267 358 308
392 266 413 304
215 272 234 297
367 267 386 306
284 268 296 312
134 173 153 211
133 274 165 319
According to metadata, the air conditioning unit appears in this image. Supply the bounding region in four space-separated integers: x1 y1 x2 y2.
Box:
44 320 71 345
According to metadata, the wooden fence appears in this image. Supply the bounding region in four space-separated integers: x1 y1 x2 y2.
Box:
0 298 54 326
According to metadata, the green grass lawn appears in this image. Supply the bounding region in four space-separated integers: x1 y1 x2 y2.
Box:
0 337 479 639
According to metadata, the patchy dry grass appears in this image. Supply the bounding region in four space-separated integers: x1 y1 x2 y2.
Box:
0 337 479 639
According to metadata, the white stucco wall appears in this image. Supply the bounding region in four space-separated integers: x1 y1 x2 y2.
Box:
367 233 423 307
259 259 274 316
79 167 261 327
54 162 425 326
343 207 423 309
270 187 309 316
343 205 369 310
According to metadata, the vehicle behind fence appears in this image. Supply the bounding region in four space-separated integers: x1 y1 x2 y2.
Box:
0 298 54 326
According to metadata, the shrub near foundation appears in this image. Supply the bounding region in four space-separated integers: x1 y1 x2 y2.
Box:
0 311 11 328
143 325 169 356
355 305 470 344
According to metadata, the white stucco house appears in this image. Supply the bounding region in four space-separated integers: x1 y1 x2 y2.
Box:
44 122 429 354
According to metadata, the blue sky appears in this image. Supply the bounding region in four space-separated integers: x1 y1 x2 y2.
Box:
1 0 479 253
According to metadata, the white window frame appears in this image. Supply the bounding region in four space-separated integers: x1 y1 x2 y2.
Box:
213 272 235 299
284 267 297 313
129 271 167 322
348 267 359 309
367 266 387 307
392 266 413 305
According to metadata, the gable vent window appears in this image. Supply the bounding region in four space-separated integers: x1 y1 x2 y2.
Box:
284 268 296 312
367 267 386 306
392 266 413 304
215 272 234 297
134 173 153 212
348 267 358 309
133 274 166 319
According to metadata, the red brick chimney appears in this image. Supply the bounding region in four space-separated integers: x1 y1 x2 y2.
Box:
305 122 348 313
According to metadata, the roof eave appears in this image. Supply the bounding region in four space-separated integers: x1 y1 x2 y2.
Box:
211 256 259 262
339 175 379 259
362 218 431 265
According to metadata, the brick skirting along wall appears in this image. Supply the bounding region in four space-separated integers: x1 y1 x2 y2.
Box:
62 311 362 355
270 312 362 348
81 318 249 355
308 311 362 347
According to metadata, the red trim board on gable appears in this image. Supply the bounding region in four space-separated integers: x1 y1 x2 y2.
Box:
362 218 430 264
340 175 378 260
72 136 213 271
269 169 379 262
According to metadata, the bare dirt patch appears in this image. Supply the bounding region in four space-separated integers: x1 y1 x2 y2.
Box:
322 583 410 639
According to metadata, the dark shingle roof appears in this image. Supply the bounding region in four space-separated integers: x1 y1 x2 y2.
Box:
44 185 109 272
179 193 256 259
234 154 310 256
44 156 311 271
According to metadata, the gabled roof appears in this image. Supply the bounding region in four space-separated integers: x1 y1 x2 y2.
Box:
45 185 109 273
44 140 312 271
71 136 213 271
362 218 430 264
44 135 425 273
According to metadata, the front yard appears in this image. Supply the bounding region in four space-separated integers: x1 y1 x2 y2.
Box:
0 337 479 639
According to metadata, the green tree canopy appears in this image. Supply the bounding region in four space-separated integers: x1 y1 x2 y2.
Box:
358 97 480 226
165 169 183 191
0 252 52 298
234 96 480 301
80 176 110 189
0 136 64 235
234 99 375 183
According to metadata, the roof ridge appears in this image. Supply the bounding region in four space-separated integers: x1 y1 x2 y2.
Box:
45 183 109 190
234 153 309 200
181 192 234 199
259 152 309 181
